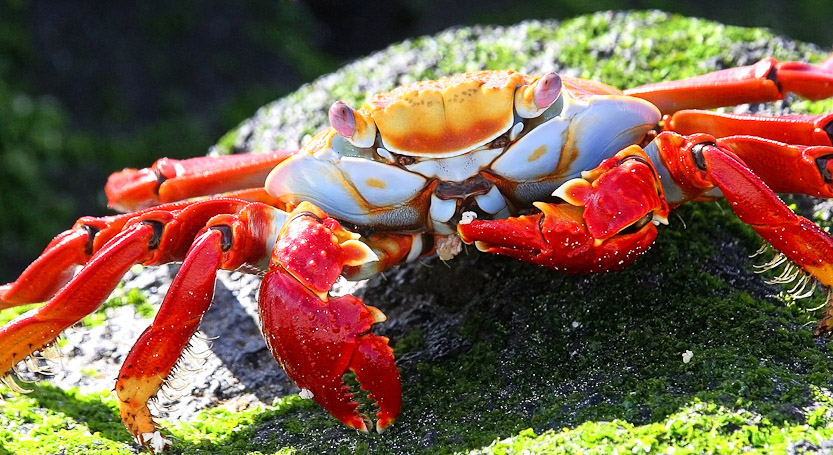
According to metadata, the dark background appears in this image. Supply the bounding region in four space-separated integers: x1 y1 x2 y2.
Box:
1 0 831 283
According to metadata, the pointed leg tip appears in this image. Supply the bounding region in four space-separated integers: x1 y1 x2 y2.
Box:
376 416 396 434
814 316 833 337
343 414 371 433
139 431 172 454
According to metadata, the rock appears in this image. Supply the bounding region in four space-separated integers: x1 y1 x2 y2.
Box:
7 10 833 455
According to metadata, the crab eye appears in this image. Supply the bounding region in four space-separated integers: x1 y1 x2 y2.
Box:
514 72 562 118
329 101 377 148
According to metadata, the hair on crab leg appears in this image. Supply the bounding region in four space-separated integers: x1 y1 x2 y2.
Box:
115 203 282 452
116 228 227 452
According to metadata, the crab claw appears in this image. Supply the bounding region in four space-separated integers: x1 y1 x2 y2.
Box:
260 271 401 431
258 202 400 432
458 203 660 273
459 146 669 272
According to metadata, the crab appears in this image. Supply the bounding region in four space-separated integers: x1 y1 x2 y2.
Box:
2 52 833 452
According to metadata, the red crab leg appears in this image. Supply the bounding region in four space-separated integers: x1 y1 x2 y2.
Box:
259 202 402 433
0 199 241 309
714 136 833 197
0 223 158 380
651 131 833 333
116 203 283 452
625 55 833 114
458 146 670 273
660 110 833 197
105 149 296 212
0 229 91 310
666 111 833 147
0 199 254 383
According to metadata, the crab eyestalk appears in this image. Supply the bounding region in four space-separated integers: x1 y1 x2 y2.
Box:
514 71 562 118
329 101 378 148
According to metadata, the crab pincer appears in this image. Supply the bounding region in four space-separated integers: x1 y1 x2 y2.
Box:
258 202 402 432
458 147 670 273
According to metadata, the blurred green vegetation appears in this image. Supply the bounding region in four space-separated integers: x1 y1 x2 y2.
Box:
0 1 339 281
1 0 831 282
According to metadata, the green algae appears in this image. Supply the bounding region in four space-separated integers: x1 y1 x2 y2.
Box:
0 385 132 455
3 10 833 455
470 399 833 455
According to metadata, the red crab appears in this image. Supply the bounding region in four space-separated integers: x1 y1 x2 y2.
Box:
2 54 833 452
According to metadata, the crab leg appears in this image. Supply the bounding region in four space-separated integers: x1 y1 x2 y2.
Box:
116 204 285 452
0 200 241 309
0 202 188 309
0 223 158 381
661 110 833 197
105 150 295 212
650 131 833 333
0 199 256 385
666 111 833 147
0 229 91 310
714 136 833 197
625 55 833 114
258 202 402 433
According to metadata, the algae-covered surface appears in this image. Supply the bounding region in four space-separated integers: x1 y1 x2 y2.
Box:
3 10 833 455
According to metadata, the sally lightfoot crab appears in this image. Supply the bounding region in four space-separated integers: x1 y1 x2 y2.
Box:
2 53 833 452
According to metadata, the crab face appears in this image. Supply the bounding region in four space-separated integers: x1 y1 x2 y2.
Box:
265 71 660 234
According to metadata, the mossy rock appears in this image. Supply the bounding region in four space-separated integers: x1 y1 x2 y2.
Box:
3 10 833 455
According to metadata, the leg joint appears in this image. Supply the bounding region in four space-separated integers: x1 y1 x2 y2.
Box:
815 154 833 183
690 142 716 171
81 224 101 255
209 225 234 251
139 220 166 250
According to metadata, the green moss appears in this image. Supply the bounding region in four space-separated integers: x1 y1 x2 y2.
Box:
81 283 155 327
393 329 426 355
0 384 133 454
471 401 833 455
